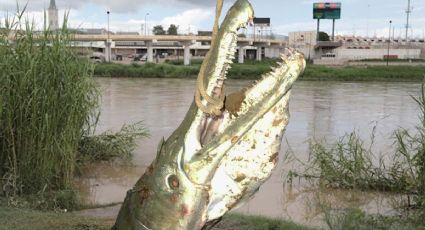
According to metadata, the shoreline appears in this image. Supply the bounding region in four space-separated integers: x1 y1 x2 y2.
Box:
94 62 425 82
0 205 316 230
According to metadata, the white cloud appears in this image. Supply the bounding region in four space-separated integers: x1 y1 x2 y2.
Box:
0 0 216 34
67 8 212 35
0 0 217 13
161 9 212 34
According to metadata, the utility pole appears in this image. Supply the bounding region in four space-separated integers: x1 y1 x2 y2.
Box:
316 19 320 42
145 13 150 36
107 11 110 63
392 27 395 41
387 20 392 67
405 0 411 42
366 4 370 37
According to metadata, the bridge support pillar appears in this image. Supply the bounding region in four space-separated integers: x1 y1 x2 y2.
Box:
184 46 191 66
182 41 195 66
105 39 112 62
256 46 262 61
146 41 154 63
238 46 245 64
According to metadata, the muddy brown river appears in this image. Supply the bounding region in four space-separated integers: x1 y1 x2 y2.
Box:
76 78 421 226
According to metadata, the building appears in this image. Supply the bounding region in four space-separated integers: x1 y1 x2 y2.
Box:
289 31 425 63
288 31 317 47
48 0 59 30
288 31 317 60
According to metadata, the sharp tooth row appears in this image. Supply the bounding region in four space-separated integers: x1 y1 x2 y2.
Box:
211 32 239 94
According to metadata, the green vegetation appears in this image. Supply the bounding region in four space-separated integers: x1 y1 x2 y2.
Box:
167 24 178 35
286 84 425 229
0 14 99 196
0 13 149 211
94 62 199 78
354 58 425 63
94 60 425 82
77 122 150 166
94 59 276 79
290 130 416 193
323 208 425 230
301 65 425 81
0 204 317 230
394 83 425 205
215 213 318 230
318 31 330 41
152 25 166 35
0 206 114 230
288 89 425 196
164 59 204 65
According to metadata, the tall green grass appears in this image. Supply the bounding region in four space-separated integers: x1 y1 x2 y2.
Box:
216 213 317 230
394 83 425 205
323 208 425 230
77 122 150 165
289 83 425 206
299 131 417 192
0 13 99 196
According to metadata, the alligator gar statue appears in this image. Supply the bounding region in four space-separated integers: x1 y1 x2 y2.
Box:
113 0 306 229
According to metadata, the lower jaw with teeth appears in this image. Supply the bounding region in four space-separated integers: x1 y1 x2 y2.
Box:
192 50 305 221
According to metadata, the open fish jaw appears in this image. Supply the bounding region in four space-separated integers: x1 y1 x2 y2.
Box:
113 0 306 229
184 0 254 163
206 51 305 220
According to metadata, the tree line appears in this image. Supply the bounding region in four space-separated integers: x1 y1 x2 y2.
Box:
152 24 178 35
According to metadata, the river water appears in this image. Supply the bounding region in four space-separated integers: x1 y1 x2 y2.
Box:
76 78 421 225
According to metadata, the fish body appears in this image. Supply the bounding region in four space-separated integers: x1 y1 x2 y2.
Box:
113 0 305 229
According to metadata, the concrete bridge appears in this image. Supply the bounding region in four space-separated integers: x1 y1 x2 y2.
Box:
71 34 286 65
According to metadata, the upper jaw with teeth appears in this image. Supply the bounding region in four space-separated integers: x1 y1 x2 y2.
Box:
113 0 306 229
184 3 306 221
183 1 305 198
187 47 306 220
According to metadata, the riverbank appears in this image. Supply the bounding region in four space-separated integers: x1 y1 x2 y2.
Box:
0 205 316 230
302 64 425 81
94 61 425 82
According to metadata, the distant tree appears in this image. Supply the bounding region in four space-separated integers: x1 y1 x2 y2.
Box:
318 31 330 41
167 24 178 35
153 25 166 35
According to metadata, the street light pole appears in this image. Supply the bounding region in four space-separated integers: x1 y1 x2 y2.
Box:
107 11 110 63
387 20 392 67
145 13 150 36
366 4 370 37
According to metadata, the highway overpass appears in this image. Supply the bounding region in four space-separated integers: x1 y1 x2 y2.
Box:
70 34 287 64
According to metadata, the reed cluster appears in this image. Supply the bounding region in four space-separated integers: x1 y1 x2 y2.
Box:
0 13 99 196
77 122 150 165
289 83 425 207
303 131 416 192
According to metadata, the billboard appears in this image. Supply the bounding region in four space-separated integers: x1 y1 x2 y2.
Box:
313 2 341 19
253 17 271 26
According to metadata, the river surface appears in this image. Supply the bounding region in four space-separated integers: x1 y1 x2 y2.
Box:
76 78 421 226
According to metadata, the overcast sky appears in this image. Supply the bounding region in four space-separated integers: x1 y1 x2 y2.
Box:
1 0 424 38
